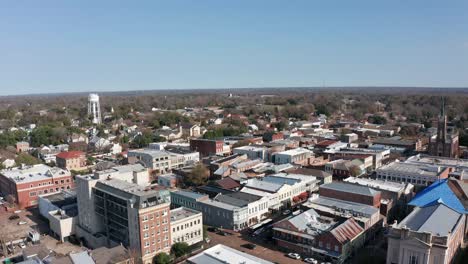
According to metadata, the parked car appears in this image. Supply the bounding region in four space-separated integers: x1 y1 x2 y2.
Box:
304 258 318 264
18 242 26 249
18 221 28 225
217 231 231 236
282 210 291 216
242 243 257 250
9 214 20 220
207 227 218 232
204 237 211 243
287 253 301 260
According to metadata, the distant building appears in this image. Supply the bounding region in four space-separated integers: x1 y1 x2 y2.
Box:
428 97 459 158
273 147 313 165
0 164 74 208
376 161 450 186
262 131 284 142
16 141 30 153
190 138 224 157
181 123 201 138
56 151 87 171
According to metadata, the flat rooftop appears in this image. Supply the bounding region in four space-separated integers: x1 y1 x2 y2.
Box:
306 196 379 217
344 176 408 193
1 164 69 183
170 207 201 222
276 147 312 156
320 182 380 197
172 190 208 200
377 162 445 177
187 244 273 264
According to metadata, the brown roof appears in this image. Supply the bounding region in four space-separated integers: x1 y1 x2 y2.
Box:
315 140 339 148
56 151 85 160
215 177 241 190
330 218 363 243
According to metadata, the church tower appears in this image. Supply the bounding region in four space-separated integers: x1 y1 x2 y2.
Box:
428 97 459 158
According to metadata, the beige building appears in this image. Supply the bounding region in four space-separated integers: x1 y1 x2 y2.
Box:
386 204 465 264
170 207 203 245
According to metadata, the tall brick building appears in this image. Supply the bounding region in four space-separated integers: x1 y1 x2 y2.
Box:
0 164 74 208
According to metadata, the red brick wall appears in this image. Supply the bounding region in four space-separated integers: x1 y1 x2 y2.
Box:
15 175 75 208
190 139 222 156
319 187 381 208
138 204 172 257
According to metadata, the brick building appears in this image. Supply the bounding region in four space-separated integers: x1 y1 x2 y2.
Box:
56 151 87 171
0 164 74 208
262 131 284 142
189 139 224 157
273 208 365 263
319 182 381 208
16 141 30 153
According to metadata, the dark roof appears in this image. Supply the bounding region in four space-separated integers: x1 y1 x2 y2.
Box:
286 168 332 178
320 182 380 197
215 177 241 190
214 192 262 207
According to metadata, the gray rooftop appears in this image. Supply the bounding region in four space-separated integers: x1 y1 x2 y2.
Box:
214 192 262 207
320 182 380 197
95 179 170 209
398 203 462 236
245 179 284 193
172 190 208 200
1 164 69 183
308 196 379 217
187 244 273 264
170 207 202 222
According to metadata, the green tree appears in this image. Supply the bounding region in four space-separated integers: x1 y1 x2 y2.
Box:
185 164 209 186
15 153 41 166
153 252 171 264
171 242 190 258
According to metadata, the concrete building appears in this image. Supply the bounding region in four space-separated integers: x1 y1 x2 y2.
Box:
386 204 465 264
94 163 150 186
0 164 74 208
272 147 313 165
187 244 273 264
376 161 450 186
233 145 268 161
405 154 468 180
38 190 77 242
127 149 172 174
170 207 203 245
332 147 390 169
56 151 87 171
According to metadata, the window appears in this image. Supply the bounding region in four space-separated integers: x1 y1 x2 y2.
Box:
30 192 36 197
334 245 339 252
410 256 418 264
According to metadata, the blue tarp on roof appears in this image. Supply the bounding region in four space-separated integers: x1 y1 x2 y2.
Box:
409 179 468 214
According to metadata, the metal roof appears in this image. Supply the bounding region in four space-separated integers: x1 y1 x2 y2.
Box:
320 182 380 197
409 179 468 214
398 203 462 236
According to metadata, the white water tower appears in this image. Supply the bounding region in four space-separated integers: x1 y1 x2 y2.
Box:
88 93 102 124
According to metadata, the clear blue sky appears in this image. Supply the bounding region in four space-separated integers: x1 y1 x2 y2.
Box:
1 1 467 95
